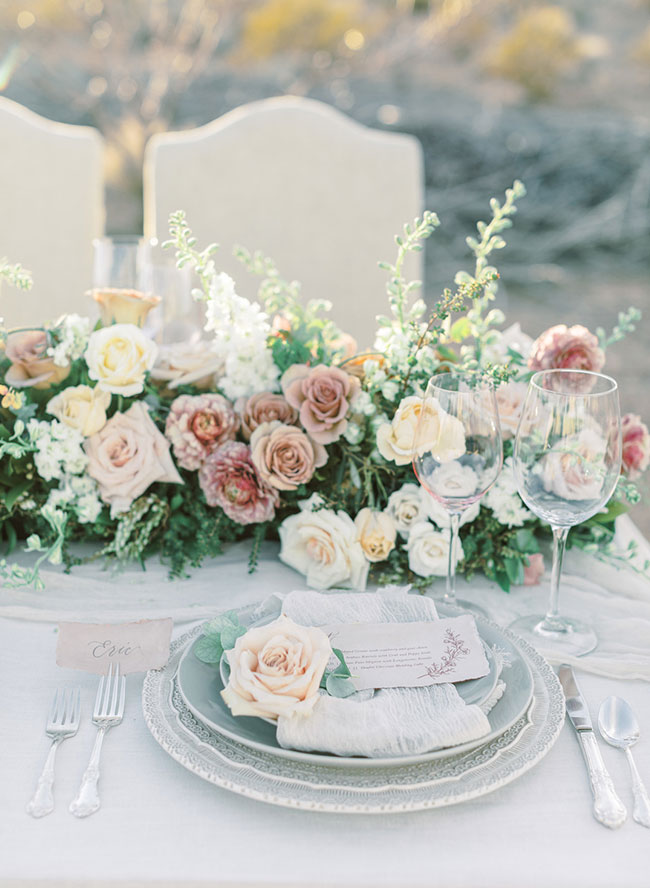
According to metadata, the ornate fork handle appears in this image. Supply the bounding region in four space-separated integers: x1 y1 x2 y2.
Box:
625 748 650 828
579 731 627 829
26 738 62 818
69 726 107 818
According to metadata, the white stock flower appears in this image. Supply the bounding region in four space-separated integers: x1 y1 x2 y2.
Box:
386 483 429 538
203 272 278 399
45 474 102 524
482 322 534 365
28 419 88 482
484 456 531 527
279 500 369 591
47 314 91 367
221 615 331 720
405 521 463 578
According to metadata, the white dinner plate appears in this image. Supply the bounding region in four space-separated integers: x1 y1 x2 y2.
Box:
175 600 534 768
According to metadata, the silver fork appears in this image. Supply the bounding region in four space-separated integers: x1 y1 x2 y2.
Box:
27 687 81 818
69 663 126 818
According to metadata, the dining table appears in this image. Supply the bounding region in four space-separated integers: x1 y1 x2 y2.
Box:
2 516 650 888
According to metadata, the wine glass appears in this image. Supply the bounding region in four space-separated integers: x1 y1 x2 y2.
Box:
412 372 503 613
510 369 621 656
90 236 159 326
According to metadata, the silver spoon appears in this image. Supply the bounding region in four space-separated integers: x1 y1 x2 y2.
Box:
598 696 650 828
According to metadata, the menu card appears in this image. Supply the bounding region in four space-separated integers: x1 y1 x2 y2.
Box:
321 614 489 691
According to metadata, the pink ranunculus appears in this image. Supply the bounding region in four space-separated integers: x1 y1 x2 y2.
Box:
523 552 545 586
236 391 298 441
495 381 528 440
4 329 70 389
165 393 239 471
621 413 650 479
528 324 605 374
198 441 279 525
281 363 360 445
84 402 183 517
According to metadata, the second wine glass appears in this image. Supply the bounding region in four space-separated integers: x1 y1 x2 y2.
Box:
412 372 503 613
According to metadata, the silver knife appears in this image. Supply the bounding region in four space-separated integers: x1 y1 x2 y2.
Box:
558 665 627 829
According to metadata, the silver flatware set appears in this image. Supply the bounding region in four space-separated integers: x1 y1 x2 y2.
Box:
559 664 650 830
27 663 126 819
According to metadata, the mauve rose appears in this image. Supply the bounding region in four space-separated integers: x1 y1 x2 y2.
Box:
621 413 650 479
84 402 183 517
4 329 70 389
528 324 605 373
236 391 298 441
199 441 279 524
165 393 239 471
523 553 545 586
281 363 360 444
250 421 327 491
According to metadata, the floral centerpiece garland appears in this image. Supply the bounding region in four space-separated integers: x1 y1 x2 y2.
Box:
0 182 648 592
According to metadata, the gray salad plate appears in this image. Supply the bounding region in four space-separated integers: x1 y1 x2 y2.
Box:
175 600 534 768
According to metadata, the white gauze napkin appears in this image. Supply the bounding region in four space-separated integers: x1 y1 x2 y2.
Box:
275 588 496 758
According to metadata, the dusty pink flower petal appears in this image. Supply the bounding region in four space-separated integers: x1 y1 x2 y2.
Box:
621 413 650 479
523 552 545 586
199 441 279 525
250 421 327 491
281 363 359 445
236 391 298 441
528 324 605 373
84 402 183 516
4 329 70 389
165 393 239 471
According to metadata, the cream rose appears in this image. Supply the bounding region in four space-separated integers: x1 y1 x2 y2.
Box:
221 615 331 720
377 396 465 466
85 323 158 397
354 508 396 563
150 340 222 391
84 402 183 516
425 461 478 500
46 385 111 437
279 499 369 591
92 287 160 327
405 521 464 578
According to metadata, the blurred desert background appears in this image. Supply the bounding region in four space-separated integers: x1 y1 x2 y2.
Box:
1 0 649 531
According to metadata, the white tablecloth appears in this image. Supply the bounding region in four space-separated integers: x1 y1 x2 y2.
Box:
2 518 650 888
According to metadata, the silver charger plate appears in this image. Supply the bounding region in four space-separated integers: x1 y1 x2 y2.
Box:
142 618 564 813
175 601 531 768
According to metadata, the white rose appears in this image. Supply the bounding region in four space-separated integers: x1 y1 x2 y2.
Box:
386 483 428 538
426 461 478 499
279 503 369 591
405 521 464 578
495 381 528 440
354 508 396 562
376 395 466 466
85 323 158 397
424 492 479 529
221 615 331 720
483 322 534 365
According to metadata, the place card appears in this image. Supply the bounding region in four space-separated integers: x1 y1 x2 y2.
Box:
321 615 489 691
56 618 173 675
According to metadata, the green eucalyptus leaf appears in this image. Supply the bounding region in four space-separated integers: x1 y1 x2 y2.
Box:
194 635 224 665
325 673 358 698
220 623 247 651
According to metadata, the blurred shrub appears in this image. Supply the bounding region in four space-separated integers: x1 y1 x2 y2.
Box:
485 5 585 99
241 0 364 57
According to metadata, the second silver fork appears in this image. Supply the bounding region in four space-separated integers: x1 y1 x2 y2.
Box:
70 663 126 818
27 687 81 818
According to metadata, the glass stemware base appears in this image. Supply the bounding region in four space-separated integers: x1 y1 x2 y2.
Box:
431 594 488 619
508 613 597 657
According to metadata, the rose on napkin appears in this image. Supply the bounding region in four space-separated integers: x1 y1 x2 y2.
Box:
220 615 332 720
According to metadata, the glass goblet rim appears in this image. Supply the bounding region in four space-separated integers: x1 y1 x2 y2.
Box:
424 370 497 394
529 368 618 398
